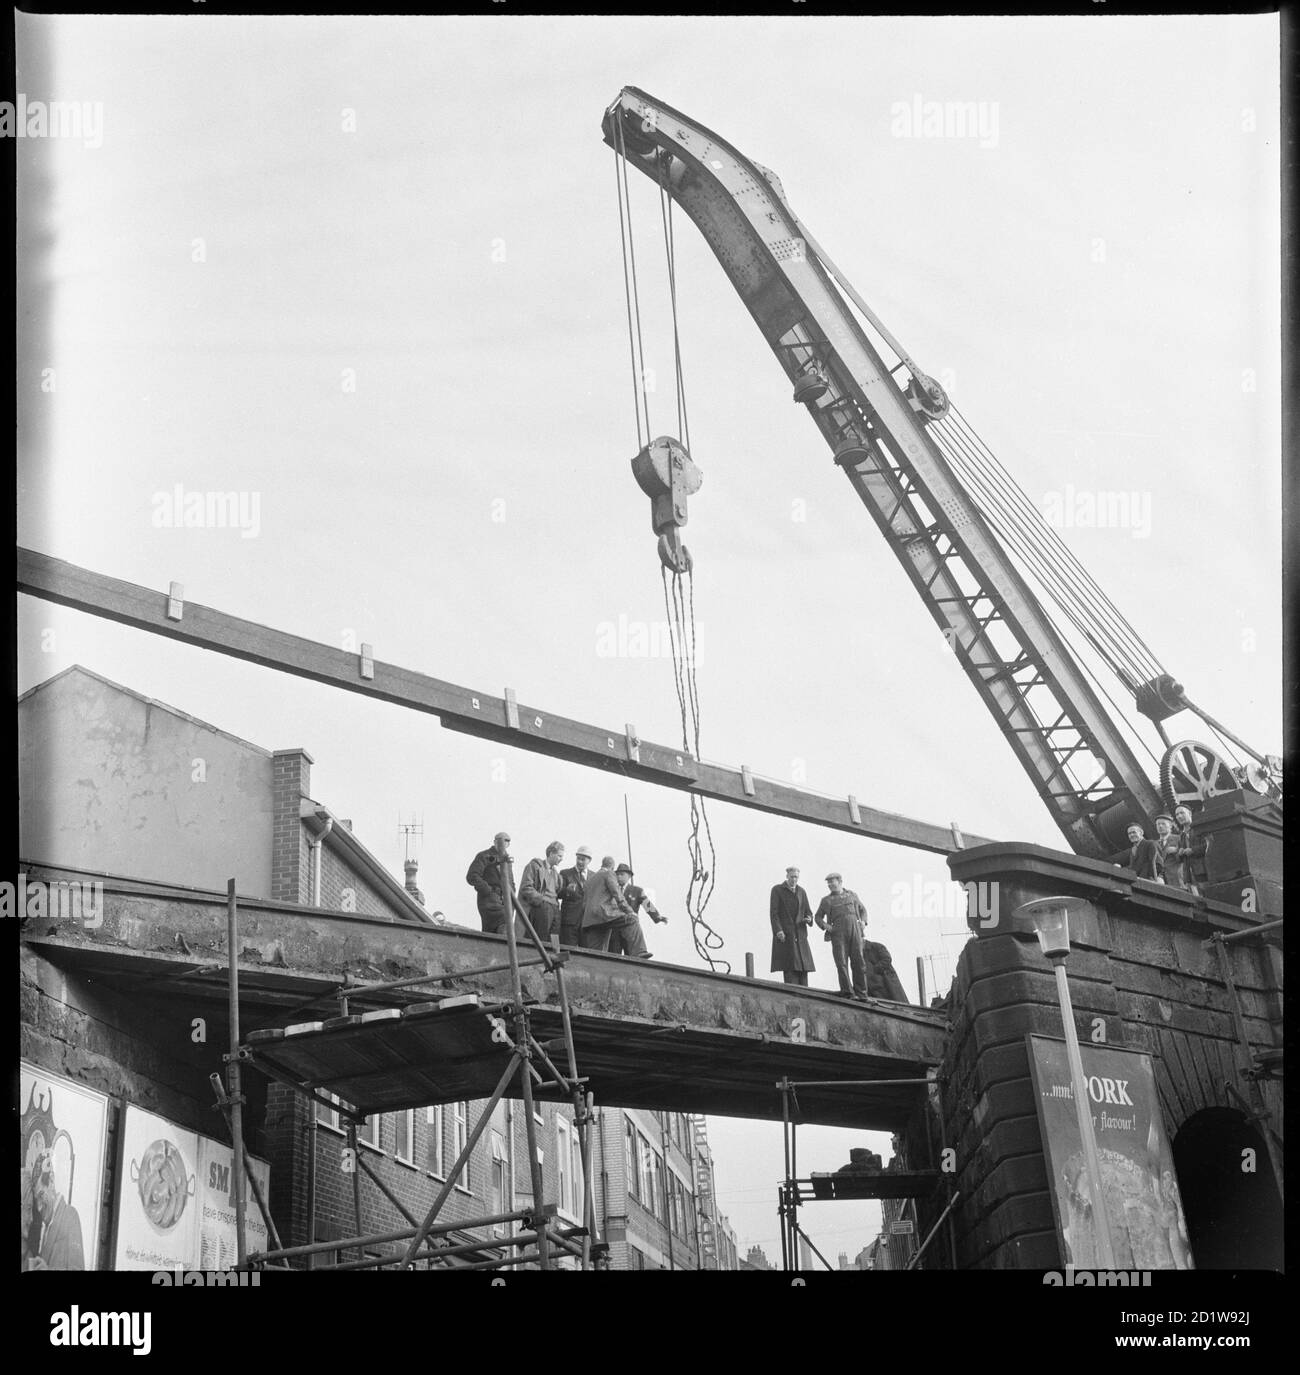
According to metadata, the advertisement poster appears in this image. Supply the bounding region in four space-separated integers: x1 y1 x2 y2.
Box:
113 1105 201 1271
196 1137 271 1269
1027 1035 1194 1270
20 1062 110 1271
113 1104 273 1271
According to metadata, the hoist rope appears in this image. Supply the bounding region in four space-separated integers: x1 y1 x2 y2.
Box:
930 417 1163 773
940 405 1167 685
613 123 653 445
934 417 1155 690
614 128 725 972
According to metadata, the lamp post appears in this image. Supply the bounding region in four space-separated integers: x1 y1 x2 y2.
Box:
1017 895 1116 1269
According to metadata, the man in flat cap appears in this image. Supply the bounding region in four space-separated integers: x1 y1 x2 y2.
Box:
814 872 869 1000
466 831 513 934
557 845 594 947
770 866 815 986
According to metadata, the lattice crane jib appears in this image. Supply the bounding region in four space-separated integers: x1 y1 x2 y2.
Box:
603 88 1175 856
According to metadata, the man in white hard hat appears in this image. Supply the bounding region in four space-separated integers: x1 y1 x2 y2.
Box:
557 845 594 947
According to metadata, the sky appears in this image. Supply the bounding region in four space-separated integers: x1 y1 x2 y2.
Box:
15 13 1281 1267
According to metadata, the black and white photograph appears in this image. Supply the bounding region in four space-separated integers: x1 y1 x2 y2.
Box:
13 6 1284 1346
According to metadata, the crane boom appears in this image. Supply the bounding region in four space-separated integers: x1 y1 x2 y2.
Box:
604 87 1166 857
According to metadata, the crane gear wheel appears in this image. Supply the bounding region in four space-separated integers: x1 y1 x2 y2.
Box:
1159 740 1241 811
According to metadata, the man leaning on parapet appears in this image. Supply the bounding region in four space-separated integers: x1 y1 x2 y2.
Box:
580 855 651 959
466 831 512 934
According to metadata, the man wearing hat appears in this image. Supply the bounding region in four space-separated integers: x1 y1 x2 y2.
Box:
769 866 816 986
466 831 513 934
1152 813 1179 886
611 863 667 955
580 855 650 958
557 845 594 947
814 873 869 1000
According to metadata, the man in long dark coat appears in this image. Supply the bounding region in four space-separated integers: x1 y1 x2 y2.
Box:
770 866 815 986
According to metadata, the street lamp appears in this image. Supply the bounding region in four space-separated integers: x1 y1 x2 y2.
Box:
1017 895 1116 1269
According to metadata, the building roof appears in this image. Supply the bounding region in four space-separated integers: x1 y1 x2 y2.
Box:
23 663 429 925
19 664 274 756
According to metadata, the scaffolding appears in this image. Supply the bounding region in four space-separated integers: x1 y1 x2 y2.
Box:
218 858 605 1271
775 1076 955 1273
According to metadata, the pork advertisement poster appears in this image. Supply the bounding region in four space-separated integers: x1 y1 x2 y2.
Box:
1027 1035 1193 1270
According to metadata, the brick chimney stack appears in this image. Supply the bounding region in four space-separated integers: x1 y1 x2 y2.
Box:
403 858 425 906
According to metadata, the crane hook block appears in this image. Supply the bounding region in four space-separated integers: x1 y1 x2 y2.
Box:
632 437 701 573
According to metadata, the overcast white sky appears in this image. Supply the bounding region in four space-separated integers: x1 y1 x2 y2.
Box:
16 13 1280 1265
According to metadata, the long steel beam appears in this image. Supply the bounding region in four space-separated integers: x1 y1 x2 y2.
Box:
17 547 992 854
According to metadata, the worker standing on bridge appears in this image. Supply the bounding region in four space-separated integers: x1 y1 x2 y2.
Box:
466 832 512 934
580 855 650 958
769 866 815 986
557 845 594 946
611 863 666 955
814 873 869 1001
518 841 564 942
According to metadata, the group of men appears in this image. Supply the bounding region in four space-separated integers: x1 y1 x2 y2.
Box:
1111 806 1210 892
466 833 667 958
769 866 874 1001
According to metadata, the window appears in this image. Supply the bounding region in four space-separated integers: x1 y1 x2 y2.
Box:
625 1120 638 1201
489 1131 509 1232
637 1135 656 1216
556 1117 585 1220
395 1110 415 1164
357 1115 380 1150
425 1105 444 1177
316 1093 341 1131
451 1102 470 1190
652 1152 666 1222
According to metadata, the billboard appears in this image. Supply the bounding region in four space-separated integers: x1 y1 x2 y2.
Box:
1027 1035 1194 1270
20 1063 110 1270
112 1104 270 1271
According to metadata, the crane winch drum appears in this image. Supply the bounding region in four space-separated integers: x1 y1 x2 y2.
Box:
632 435 702 574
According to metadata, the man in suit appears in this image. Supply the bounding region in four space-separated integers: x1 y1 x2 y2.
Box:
1109 823 1161 881
769 866 815 986
466 832 512 933
518 841 564 942
580 855 649 958
814 872 869 1000
557 845 593 946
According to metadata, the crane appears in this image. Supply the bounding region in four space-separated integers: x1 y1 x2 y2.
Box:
602 87 1279 861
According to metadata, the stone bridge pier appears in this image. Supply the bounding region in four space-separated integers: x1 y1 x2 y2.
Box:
903 843 1283 1270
